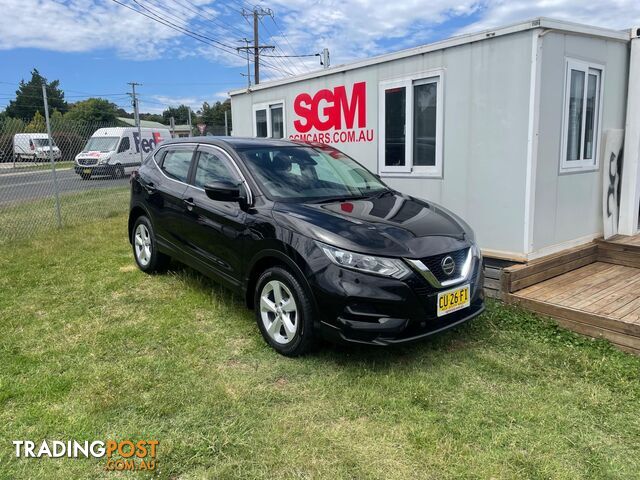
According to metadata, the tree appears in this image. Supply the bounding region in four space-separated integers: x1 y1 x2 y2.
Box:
139 112 165 124
199 99 232 131
25 111 46 133
5 69 67 120
65 98 118 124
162 105 191 125
116 108 133 119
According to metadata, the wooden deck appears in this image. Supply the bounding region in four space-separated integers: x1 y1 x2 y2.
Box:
503 236 640 356
599 234 640 248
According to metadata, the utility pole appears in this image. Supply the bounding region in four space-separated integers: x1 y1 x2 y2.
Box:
237 38 252 88
128 82 144 163
321 48 330 69
187 107 192 137
240 7 274 85
224 110 229 136
41 82 62 228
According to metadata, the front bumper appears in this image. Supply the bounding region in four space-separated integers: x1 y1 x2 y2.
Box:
309 257 485 346
36 152 61 160
75 164 116 176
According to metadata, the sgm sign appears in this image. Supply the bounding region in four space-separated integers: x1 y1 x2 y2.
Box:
290 82 374 144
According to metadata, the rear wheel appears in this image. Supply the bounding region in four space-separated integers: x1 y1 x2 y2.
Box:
254 267 315 356
132 215 170 273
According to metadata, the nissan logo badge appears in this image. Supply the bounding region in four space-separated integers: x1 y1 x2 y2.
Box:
441 256 455 276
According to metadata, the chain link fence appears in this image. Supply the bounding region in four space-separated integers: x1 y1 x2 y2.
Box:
0 117 135 244
1 96 231 244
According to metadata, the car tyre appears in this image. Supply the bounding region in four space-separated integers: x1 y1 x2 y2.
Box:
114 164 125 179
132 215 170 274
254 266 315 356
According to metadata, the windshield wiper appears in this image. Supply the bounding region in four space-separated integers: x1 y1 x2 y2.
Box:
308 194 370 204
367 188 394 199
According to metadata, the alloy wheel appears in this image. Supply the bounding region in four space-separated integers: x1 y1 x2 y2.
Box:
134 223 152 267
259 280 298 344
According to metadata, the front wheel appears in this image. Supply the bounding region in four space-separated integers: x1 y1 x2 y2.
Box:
132 215 170 273
254 267 315 356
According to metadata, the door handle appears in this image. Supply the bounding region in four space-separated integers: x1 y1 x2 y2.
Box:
183 198 195 210
142 181 156 193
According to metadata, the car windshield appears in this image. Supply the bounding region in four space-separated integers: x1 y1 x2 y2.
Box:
239 145 388 202
83 137 119 152
33 138 55 147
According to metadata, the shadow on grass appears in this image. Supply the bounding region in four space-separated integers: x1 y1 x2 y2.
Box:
161 258 489 366
154 256 640 384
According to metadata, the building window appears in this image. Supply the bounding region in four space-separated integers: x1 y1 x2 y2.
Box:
561 59 603 172
253 101 286 138
379 72 443 177
255 109 268 137
270 105 284 139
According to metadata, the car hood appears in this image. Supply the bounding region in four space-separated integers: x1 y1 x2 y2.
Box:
271 192 473 258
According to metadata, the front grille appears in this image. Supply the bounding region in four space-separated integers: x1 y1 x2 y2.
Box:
78 158 98 166
420 248 469 282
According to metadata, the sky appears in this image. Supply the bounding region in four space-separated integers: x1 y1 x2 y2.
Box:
1 0 639 115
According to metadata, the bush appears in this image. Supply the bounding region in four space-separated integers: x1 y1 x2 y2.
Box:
52 131 85 162
0 133 14 162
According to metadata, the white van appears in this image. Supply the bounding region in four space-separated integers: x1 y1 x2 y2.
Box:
13 133 62 161
75 127 171 179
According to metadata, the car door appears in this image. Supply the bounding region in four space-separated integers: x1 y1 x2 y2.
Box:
149 145 196 251
181 145 247 287
115 135 135 169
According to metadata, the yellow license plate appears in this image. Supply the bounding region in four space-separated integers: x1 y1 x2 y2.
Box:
437 284 470 317
83 169 91 174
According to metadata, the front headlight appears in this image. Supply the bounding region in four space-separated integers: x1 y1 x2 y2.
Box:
319 243 411 279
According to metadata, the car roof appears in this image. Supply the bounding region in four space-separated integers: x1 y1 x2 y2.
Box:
161 136 308 150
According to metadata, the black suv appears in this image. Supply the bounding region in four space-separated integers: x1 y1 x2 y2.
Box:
129 138 484 356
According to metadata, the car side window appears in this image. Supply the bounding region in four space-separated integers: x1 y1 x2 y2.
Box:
161 148 193 183
118 137 130 153
193 148 238 188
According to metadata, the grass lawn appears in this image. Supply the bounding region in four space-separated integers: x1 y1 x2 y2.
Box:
0 186 128 244
1 214 640 479
0 161 75 173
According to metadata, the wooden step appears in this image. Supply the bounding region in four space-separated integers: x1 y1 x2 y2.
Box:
596 237 640 268
508 294 640 354
503 243 597 293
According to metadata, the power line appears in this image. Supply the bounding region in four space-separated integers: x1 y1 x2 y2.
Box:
257 16 300 76
260 53 319 58
135 0 290 77
268 10 314 73
169 0 249 39
137 0 281 79
109 0 290 77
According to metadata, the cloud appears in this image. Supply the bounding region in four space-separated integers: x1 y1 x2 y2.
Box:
458 0 640 33
140 91 229 113
2 0 639 80
0 0 244 62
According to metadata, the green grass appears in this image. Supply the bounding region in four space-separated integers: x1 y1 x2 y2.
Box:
1 160 75 172
1 214 639 479
0 186 128 244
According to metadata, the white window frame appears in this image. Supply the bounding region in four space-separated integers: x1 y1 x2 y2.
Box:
252 100 286 138
378 70 444 178
560 58 605 173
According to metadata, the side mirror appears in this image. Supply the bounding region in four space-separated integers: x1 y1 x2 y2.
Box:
204 181 241 202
